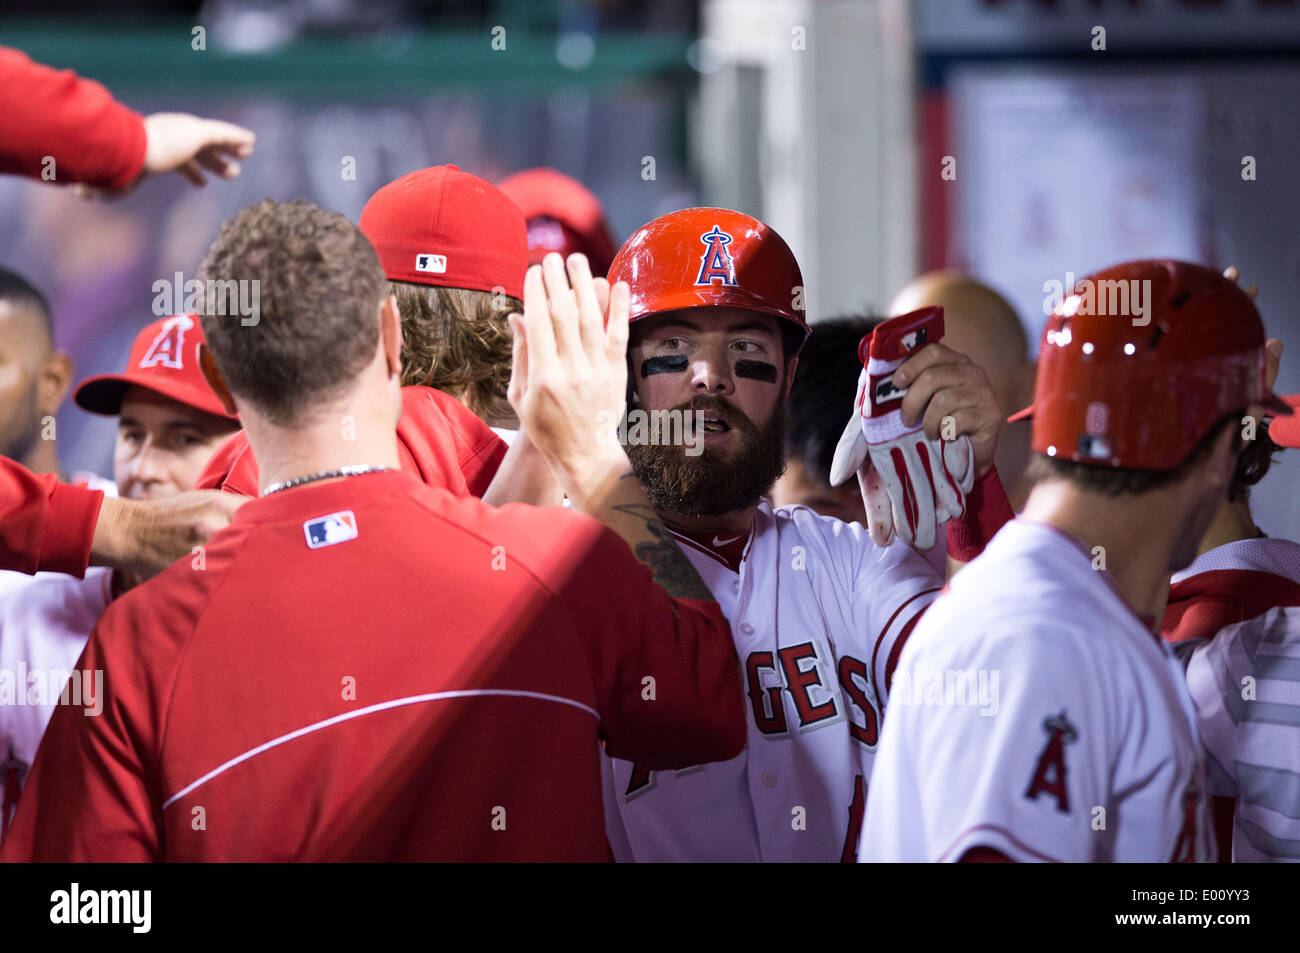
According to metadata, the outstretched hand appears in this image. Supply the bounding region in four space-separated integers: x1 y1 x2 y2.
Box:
507 252 630 490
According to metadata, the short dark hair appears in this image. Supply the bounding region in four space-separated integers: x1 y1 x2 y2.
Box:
0 265 53 344
197 200 386 426
785 315 884 486
1026 412 1245 497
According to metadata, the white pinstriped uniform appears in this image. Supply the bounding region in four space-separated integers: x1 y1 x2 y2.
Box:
1185 606 1300 861
602 499 942 861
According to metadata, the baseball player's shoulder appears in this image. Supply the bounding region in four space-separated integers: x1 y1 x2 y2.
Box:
398 385 507 491
404 484 628 586
399 385 498 447
1195 603 1300 664
193 429 258 495
86 520 252 693
768 498 887 557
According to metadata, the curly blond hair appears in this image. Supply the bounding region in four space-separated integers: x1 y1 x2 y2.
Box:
387 281 520 425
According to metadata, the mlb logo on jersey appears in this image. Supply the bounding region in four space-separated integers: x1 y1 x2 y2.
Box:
696 226 738 287
303 511 358 549
138 314 194 370
415 253 448 274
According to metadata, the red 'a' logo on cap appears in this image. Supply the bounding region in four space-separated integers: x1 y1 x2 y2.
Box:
696 226 738 287
139 315 193 370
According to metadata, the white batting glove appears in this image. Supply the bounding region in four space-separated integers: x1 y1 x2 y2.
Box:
829 307 975 550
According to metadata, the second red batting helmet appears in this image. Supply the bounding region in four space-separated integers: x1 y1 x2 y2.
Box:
1008 259 1291 470
607 207 810 352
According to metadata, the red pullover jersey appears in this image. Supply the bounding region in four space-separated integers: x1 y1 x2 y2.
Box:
0 457 103 577
196 387 506 498
0 471 745 861
0 46 146 189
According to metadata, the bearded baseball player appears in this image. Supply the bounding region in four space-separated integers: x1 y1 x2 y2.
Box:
861 259 1291 863
0 199 746 862
596 207 1013 862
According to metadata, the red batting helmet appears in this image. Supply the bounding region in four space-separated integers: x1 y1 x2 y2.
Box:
1008 259 1291 470
607 207 810 352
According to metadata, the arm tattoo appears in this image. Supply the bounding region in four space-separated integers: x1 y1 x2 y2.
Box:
611 501 716 602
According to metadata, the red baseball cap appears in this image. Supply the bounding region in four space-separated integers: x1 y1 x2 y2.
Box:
74 314 236 420
360 164 528 300
498 168 617 275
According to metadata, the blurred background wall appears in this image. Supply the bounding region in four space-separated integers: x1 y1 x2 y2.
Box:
3 0 1299 534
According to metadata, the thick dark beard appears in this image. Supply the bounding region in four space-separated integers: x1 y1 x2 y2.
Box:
626 396 788 517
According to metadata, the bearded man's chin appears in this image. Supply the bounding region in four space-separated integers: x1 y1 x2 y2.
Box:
625 403 788 517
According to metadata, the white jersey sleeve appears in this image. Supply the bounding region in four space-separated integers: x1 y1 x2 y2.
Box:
863 619 1111 862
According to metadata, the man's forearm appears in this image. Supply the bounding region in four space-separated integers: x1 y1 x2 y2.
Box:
559 449 716 602
482 431 563 507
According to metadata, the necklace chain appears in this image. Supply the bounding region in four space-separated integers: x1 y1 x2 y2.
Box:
262 464 394 496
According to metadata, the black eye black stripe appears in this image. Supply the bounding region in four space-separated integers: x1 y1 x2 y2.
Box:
735 360 777 383
640 355 689 376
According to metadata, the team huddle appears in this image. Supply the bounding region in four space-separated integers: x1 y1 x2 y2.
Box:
1 46 1298 863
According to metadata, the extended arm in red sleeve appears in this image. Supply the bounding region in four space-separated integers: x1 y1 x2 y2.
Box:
543 514 746 770
0 46 146 190
946 464 1015 571
0 456 102 576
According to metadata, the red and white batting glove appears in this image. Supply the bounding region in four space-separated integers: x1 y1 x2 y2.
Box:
828 307 975 550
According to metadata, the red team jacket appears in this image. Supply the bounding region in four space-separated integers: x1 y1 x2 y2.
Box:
197 386 507 498
0 459 103 577
0 471 745 861
0 46 146 190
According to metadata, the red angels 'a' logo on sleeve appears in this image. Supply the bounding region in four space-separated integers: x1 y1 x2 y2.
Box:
1024 711 1077 813
139 314 195 370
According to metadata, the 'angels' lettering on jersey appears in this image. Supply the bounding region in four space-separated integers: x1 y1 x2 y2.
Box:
603 500 942 862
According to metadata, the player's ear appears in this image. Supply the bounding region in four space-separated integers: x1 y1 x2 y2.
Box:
37 349 75 416
782 355 799 401
199 343 239 416
380 294 403 379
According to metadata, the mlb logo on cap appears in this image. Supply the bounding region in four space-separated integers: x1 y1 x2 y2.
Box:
415 254 447 274
303 511 358 549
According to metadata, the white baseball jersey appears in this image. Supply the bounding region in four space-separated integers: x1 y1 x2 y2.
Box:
601 499 942 861
0 473 115 840
1184 606 1300 861
861 519 1214 863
